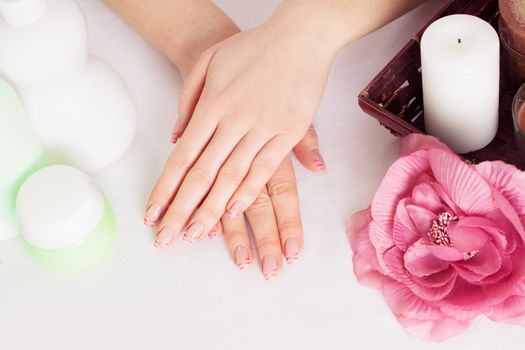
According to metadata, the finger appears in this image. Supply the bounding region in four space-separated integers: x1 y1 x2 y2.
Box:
244 187 282 280
176 46 219 141
144 95 224 229
156 124 245 246
184 132 269 242
293 125 326 172
267 156 304 264
226 135 295 219
222 214 253 270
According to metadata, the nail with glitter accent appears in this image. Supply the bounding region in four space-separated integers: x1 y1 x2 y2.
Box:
284 238 300 263
312 149 326 172
262 254 279 280
155 227 176 248
185 221 205 242
234 246 251 270
144 203 161 227
227 200 244 218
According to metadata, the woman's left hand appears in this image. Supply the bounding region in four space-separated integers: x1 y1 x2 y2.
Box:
146 11 340 245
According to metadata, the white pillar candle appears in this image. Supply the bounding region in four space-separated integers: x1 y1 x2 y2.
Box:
421 14 500 154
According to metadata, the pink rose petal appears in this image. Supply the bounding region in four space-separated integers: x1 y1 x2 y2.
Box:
428 245 465 262
491 189 525 242
393 199 421 251
347 209 384 285
447 221 489 252
404 240 449 277
347 209 372 252
411 267 456 288
369 221 394 254
411 182 444 213
372 151 430 233
455 241 502 277
382 279 470 342
384 247 456 302
428 149 496 216
488 295 525 325
400 134 450 157
481 242 525 304
476 161 525 216
406 204 436 235
457 216 507 251
382 279 444 321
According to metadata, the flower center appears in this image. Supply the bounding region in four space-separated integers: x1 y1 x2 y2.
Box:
427 212 478 261
427 212 456 247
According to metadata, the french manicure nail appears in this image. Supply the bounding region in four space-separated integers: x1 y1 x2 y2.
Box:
262 254 279 280
284 238 300 264
144 203 161 227
208 227 217 240
155 227 176 249
227 201 245 218
312 149 326 171
234 246 251 270
185 221 205 241
171 119 181 143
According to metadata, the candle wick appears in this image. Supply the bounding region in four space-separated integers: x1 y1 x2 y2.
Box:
458 38 462 44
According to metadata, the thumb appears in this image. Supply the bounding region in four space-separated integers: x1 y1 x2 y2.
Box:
293 125 326 172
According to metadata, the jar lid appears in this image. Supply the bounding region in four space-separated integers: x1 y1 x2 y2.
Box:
16 165 106 249
0 0 47 26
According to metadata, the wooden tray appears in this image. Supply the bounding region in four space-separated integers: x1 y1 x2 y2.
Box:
358 0 525 169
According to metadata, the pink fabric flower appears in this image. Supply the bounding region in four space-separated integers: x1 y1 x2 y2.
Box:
347 134 525 342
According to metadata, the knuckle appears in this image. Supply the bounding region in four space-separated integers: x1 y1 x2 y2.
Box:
277 220 302 237
197 205 223 222
267 179 296 198
218 164 245 185
225 229 247 240
245 191 272 212
187 166 214 186
167 152 190 172
253 156 277 175
255 235 278 252
161 210 186 228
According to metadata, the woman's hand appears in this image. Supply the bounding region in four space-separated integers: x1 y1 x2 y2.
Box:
206 125 323 280
147 11 339 246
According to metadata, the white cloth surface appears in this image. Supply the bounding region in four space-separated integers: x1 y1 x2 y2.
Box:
2 1 524 349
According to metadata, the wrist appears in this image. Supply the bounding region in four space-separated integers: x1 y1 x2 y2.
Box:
264 0 355 58
175 21 240 79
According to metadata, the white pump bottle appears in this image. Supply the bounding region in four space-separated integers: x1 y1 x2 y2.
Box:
0 0 136 172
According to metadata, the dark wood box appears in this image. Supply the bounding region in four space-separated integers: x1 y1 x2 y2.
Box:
358 0 525 169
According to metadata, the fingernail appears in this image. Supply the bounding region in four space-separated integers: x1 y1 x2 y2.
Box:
171 119 181 143
262 254 279 280
234 246 251 270
155 227 176 248
284 239 300 264
227 201 244 218
185 221 205 242
312 149 326 171
208 227 218 240
144 203 161 227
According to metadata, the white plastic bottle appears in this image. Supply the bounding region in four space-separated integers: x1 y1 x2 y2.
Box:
0 0 136 172
0 79 46 241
